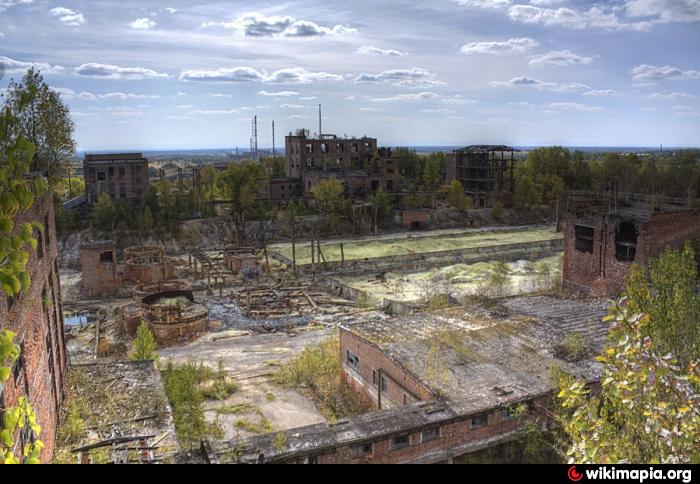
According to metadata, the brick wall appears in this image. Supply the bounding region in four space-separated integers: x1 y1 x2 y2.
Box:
563 209 700 297
0 192 67 463
80 244 119 297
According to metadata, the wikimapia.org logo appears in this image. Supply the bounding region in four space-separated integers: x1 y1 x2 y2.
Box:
568 466 693 483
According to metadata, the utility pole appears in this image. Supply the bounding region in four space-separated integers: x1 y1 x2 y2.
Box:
272 120 276 157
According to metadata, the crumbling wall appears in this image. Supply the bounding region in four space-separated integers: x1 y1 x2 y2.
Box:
125 255 176 284
141 291 208 345
80 241 119 297
563 209 700 297
0 192 67 463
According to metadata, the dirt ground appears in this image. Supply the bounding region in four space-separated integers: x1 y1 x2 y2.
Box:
159 327 332 440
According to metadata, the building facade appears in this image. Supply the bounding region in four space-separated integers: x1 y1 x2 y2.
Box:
0 192 67 463
563 195 700 297
83 153 149 206
446 145 518 208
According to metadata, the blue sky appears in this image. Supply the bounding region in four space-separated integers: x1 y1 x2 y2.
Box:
1 0 699 150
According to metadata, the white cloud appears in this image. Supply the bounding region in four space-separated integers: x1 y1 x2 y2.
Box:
189 109 240 115
460 38 538 55
0 32 4 38
49 7 85 26
549 102 603 112
299 96 317 101
130 18 157 30
420 108 455 113
647 91 696 100
76 63 168 80
0 0 32 13
165 7 177 14
258 90 299 97
529 50 596 67
111 111 145 117
0 56 65 74
354 68 444 88
370 92 440 102
625 0 700 23
202 12 356 37
287 115 308 120
508 5 652 31
99 92 160 100
671 104 694 111
490 76 590 92
443 95 477 105
631 64 700 82
582 89 617 97
356 46 407 57
179 67 266 82
280 103 304 109
451 0 511 9
266 68 344 84
530 0 568 5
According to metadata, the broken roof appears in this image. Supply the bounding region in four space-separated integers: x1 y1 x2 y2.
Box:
454 145 520 153
341 295 610 415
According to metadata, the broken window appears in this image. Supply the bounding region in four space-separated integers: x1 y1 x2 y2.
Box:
346 350 360 370
421 427 440 443
615 222 638 263
470 414 488 430
306 144 314 154
391 434 410 451
574 225 595 254
351 443 373 459
100 251 114 264
321 143 329 154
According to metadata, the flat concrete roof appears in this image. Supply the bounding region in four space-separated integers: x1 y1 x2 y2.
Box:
341 295 610 415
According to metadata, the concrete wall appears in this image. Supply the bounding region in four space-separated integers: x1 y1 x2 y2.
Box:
84 155 148 206
0 192 67 463
279 238 564 277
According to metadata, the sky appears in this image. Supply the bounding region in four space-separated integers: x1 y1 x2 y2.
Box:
0 0 699 151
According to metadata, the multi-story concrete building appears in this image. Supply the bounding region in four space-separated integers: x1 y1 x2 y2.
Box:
563 192 700 297
0 192 67 463
446 145 518 208
83 153 149 206
205 296 609 464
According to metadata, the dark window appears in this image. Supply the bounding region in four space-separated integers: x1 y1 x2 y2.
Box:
346 350 360 370
351 443 373 459
100 251 114 263
391 434 410 451
119 167 126 177
97 171 106 181
321 143 329 154
421 427 440 443
470 414 488 430
574 225 595 254
615 222 638 263
371 370 387 392
386 180 394 191
108 167 114 176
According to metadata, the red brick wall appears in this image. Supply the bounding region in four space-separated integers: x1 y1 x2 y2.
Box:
563 209 700 297
340 329 434 408
80 245 119 297
281 395 551 464
0 192 67 463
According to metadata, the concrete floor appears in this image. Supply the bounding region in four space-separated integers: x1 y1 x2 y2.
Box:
160 327 332 440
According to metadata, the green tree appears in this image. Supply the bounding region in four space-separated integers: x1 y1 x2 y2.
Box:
92 193 117 233
220 160 267 220
311 177 347 234
369 189 393 227
556 301 699 464
422 152 445 208
623 243 699 368
442 180 472 211
514 174 540 209
129 323 159 362
2 68 76 184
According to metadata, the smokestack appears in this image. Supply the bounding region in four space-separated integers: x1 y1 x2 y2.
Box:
254 115 258 160
318 104 322 140
272 120 276 157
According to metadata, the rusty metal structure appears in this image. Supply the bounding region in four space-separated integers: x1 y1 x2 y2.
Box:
141 290 209 345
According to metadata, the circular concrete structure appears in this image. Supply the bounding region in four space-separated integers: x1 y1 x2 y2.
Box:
141 290 208 345
133 280 190 300
125 255 177 284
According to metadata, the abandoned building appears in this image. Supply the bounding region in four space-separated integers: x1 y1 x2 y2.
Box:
394 209 431 231
83 153 149 206
205 296 608 464
446 145 518 208
124 251 177 285
0 192 67 463
256 178 302 202
563 193 700 297
140 290 209 345
223 248 259 274
80 240 120 298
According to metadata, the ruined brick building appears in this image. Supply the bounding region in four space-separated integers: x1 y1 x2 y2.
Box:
0 192 67 463
206 296 608 464
83 153 149 206
446 145 518 208
563 193 700 297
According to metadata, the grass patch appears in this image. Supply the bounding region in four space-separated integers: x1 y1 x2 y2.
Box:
216 403 262 416
276 336 373 420
265 392 277 403
235 418 274 435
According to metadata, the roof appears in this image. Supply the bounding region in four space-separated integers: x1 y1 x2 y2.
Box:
454 145 520 153
84 153 147 162
341 295 610 415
